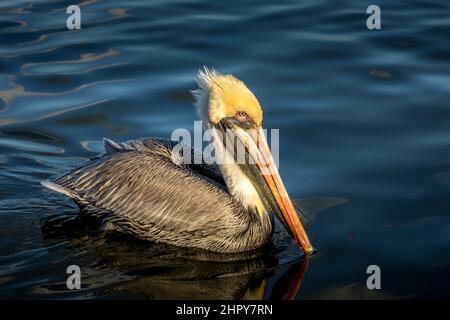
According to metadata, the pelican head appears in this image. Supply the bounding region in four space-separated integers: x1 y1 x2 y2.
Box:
193 67 313 255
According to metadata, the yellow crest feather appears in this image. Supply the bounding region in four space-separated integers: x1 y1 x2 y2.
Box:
194 67 263 126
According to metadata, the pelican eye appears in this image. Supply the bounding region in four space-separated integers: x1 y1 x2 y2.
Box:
232 111 254 129
235 111 250 122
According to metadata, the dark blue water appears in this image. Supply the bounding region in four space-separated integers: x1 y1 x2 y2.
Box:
1 0 450 299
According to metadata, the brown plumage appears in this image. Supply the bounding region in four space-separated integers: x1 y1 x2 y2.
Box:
43 137 273 253
42 68 313 254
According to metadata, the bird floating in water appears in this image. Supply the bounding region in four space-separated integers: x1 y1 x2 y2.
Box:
42 68 313 255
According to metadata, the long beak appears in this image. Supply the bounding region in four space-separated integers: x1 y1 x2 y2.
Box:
222 123 314 255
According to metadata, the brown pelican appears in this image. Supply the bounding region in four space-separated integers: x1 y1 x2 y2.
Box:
42 68 313 255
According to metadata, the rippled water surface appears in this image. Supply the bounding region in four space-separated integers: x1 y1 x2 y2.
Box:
1 0 450 299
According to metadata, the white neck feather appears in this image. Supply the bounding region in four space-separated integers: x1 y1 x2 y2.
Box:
209 126 266 215
192 68 267 215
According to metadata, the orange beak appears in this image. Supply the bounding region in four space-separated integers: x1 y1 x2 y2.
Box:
233 126 314 255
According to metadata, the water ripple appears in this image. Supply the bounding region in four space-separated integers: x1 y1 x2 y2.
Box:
0 0 449 299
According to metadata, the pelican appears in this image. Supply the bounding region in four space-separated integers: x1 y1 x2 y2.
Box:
42 68 313 255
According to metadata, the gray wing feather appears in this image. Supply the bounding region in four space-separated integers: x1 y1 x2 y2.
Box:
47 137 251 252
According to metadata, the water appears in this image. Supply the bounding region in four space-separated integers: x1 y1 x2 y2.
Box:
1 0 450 299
